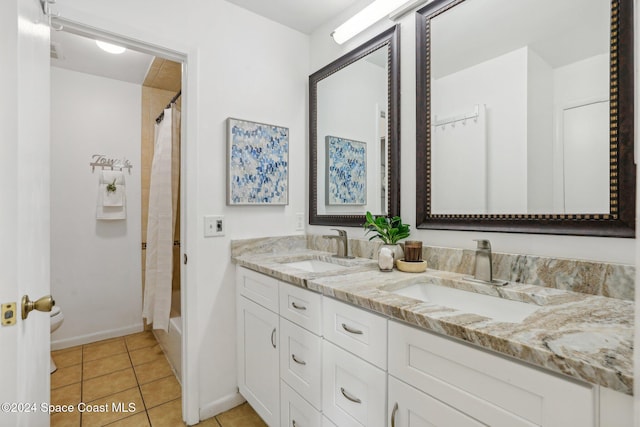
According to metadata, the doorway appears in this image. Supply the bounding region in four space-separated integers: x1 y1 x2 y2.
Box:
48 21 194 423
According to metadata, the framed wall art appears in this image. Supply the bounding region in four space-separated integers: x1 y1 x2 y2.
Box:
227 118 289 205
325 135 367 205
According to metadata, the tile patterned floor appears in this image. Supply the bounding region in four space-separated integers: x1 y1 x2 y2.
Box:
51 331 266 427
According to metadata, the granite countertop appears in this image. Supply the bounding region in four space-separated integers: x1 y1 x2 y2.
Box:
233 250 634 395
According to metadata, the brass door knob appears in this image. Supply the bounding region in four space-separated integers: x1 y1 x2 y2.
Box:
21 295 54 320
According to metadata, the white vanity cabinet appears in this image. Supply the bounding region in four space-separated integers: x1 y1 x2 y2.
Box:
388 320 596 427
237 266 632 427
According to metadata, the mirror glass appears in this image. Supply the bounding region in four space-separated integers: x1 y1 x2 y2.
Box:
310 26 400 226
416 0 635 236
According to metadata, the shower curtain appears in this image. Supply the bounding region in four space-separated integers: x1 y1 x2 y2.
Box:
143 104 181 331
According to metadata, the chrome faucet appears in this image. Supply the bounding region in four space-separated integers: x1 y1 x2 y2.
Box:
473 239 493 282
323 229 353 258
468 239 507 286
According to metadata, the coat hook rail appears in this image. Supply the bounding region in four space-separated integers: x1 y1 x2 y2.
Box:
90 154 133 173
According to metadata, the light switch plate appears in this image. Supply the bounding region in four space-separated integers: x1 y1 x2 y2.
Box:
204 215 225 237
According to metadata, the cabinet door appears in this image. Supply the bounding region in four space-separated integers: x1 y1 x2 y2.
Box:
322 341 386 427
281 380 322 427
237 296 279 426
388 376 485 427
280 318 322 409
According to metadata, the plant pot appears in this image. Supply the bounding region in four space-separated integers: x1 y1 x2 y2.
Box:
377 244 404 271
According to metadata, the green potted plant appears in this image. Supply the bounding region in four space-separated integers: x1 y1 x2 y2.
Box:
363 211 410 270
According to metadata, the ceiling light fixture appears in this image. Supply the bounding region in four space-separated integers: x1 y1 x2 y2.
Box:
331 0 423 45
95 40 126 54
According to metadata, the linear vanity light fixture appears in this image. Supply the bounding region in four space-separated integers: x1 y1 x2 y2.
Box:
331 0 424 44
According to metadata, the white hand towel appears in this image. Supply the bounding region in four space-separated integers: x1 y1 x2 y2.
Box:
97 170 126 220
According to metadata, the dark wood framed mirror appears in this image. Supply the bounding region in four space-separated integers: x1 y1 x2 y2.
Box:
416 0 634 236
310 25 400 226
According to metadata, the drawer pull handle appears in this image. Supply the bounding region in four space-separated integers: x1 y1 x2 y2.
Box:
291 354 306 365
291 301 307 311
340 387 362 404
341 323 363 335
271 328 276 348
391 402 399 427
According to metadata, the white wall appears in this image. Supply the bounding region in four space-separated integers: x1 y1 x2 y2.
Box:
432 47 529 214
308 1 635 265
54 0 309 420
50 67 143 348
526 48 554 213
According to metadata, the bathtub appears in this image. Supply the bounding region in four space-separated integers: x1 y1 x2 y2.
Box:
153 316 182 382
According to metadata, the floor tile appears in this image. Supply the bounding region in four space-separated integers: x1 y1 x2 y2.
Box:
124 331 157 351
83 353 132 380
52 347 83 369
129 344 165 366
83 339 127 362
104 412 151 426
147 398 185 427
51 382 81 410
50 409 81 427
80 387 145 427
133 356 173 385
83 368 138 402
194 417 221 426
140 375 181 409
51 364 82 390
215 403 267 427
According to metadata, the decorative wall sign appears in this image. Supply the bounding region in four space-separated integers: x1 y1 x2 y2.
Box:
227 118 289 205
325 136 367 205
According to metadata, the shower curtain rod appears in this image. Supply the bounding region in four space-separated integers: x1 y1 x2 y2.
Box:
155 90 182 124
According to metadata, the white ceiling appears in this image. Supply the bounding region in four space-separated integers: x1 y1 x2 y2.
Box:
224 0 367 34
50 0 367 83
50 30 155 85
431 0 610 79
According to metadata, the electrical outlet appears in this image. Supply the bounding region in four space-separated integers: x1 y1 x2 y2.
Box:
295 212 305 231
204 215 225 237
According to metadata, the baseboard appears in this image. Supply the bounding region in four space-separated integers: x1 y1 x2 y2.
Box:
199 392 246 422
51 323 144 350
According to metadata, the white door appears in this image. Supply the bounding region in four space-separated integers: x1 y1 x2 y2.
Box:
0 0 51 426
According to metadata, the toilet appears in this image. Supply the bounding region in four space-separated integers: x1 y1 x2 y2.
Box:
50 306 64 373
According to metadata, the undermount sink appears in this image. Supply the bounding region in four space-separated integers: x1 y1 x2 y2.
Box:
282 259 347 273
391 283 539 323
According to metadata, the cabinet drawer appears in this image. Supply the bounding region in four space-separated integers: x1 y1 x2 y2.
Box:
322 341 386 427
281 381 322 427
388 320 595 427
280 318 322 410
279 282 322 335
322 416 337 427
237 266 279 312
322 297 387 369
388 376 484 427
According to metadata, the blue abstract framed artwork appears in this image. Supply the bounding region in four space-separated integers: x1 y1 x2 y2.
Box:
325 136 367 205
227 118 289 205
